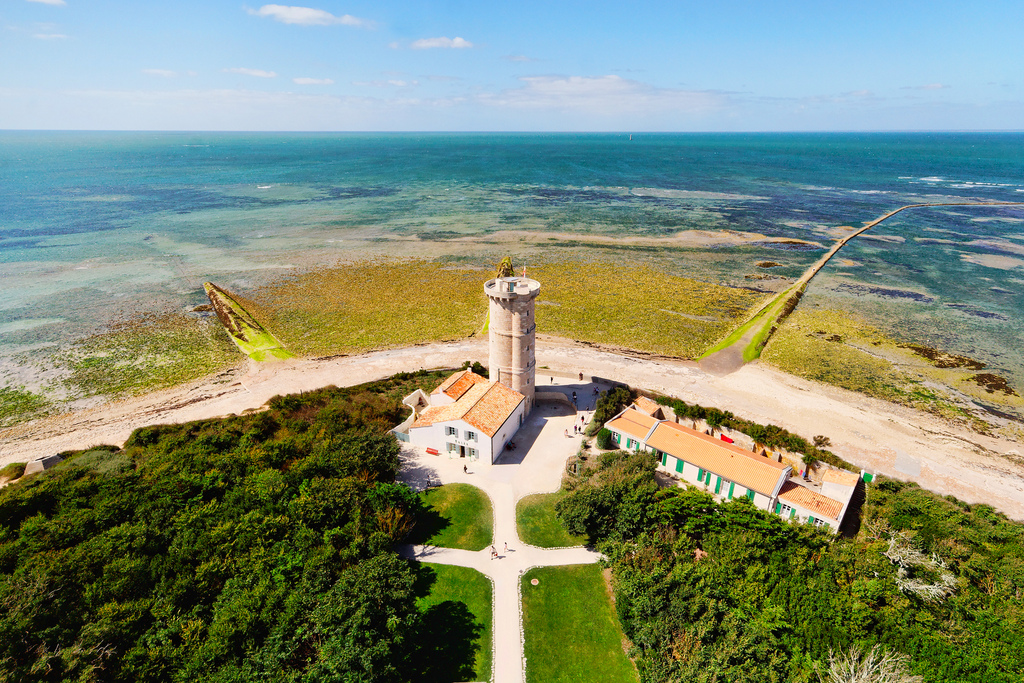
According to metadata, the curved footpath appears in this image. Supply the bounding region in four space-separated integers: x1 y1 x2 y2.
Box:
1 338 1023 519
397 393 603 683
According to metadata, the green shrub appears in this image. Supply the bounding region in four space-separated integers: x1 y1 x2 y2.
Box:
596 428 614 450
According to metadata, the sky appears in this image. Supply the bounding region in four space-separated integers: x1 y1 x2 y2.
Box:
2 0 1022 131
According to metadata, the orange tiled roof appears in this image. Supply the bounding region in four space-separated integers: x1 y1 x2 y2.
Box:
632 397 662 417
463 382 525 437
412 376 524 438
778 481 844 520
646 421 789 496
822 469 860 487
432 370 488 400
606 410 659 442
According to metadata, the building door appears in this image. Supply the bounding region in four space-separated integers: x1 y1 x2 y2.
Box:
460 445 466 458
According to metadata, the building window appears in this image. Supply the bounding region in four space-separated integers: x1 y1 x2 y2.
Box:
445 426 457 436
780 503 792 515
469 448 478 458
465 430 477 441
813 518 829 529
614 432 621 444
446 443 457 453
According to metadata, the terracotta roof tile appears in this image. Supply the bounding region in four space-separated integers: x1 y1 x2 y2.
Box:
778 481 844 520
646 421 790 496
463 382 524 437
632 397 662 417
432 370 488 400
606 410 658 441
412 372 524 438
822 469 860 487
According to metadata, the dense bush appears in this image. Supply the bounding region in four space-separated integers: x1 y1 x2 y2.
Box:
557 452 1024 682
586 385 633 435
596 428 614 450
0 371 479 682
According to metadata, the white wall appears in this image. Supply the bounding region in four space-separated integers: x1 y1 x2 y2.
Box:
490 400 527 463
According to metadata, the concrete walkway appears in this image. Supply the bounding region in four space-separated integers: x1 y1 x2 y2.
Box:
397 379 604 683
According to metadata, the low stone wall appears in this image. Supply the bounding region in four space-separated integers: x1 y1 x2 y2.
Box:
534 391 572 407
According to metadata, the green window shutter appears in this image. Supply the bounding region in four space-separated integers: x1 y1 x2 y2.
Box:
746 490 755 501
705 470 712 485
821 521 829 529
774 502 782 514
675 458 683 473
789 507 796 519
728 482 735 499
697 467 704 480
661 452 667 466
808 516 815 525
714 477 722 494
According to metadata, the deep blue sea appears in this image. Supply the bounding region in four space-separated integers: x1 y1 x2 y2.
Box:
1 132 1023 388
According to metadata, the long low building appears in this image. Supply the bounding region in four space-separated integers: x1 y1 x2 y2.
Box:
605 403 856 532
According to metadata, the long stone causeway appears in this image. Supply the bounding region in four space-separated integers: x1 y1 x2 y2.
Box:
397 385 606 683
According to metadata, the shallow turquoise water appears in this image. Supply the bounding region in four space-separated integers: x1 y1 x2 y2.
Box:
1 132 1022 386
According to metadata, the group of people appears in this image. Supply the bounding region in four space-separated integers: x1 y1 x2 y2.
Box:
565 414 588 438
490 542 508 560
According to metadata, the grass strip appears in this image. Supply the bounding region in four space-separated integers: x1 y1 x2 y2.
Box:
516 491 587 548
409 483 493 551
521 564 638 683
416 563 493 682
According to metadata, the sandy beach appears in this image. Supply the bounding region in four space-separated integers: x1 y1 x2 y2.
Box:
2 337 1022 519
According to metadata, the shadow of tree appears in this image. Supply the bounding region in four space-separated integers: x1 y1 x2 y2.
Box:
415 601 484 682
407 562 485 681
406 504 451 545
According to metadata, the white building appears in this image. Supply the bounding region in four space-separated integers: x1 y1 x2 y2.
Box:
605 402 857 532
406 370 527 465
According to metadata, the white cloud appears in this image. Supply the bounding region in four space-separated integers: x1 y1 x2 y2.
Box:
224 67 277 78
248 5 368 27
32 33 67 39
352 79 418 88
481 75 723 116
143 69 177 78
503 55 535 63
293 77 334 85
27 0 66 5
901 83 950 91
411 36 473 49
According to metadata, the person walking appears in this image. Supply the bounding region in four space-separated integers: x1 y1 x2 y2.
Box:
463 464 468 474
490 545 497 560
504 541 508 553
564 428 569 438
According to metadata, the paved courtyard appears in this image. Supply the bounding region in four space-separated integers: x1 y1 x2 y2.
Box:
397 376 606 683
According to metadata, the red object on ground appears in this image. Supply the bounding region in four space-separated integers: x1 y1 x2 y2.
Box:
426 448 439 455
719 435 734 444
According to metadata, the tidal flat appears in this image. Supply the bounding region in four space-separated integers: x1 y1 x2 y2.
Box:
2 132 1023 433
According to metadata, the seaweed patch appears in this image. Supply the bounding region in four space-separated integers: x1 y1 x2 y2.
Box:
835 283 935 303
969 373 1018 396
898 343 986 370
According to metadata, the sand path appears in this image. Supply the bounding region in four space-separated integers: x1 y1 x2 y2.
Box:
2 337 1022 518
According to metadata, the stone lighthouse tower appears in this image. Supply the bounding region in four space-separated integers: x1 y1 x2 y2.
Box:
484 274 541 413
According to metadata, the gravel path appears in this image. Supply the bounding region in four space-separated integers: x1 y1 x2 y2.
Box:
2 337 1022 518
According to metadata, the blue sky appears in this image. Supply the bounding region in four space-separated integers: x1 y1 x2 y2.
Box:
2 0 1022 131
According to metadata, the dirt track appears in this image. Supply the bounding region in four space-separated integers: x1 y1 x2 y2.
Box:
2 337 1022 518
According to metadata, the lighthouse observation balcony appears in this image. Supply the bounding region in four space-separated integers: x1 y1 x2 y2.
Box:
484 277 541 300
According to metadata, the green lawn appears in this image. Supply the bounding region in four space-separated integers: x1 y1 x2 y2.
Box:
409 483 493 551
517 491 587 548
415 563 493 682
521 564 639 683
